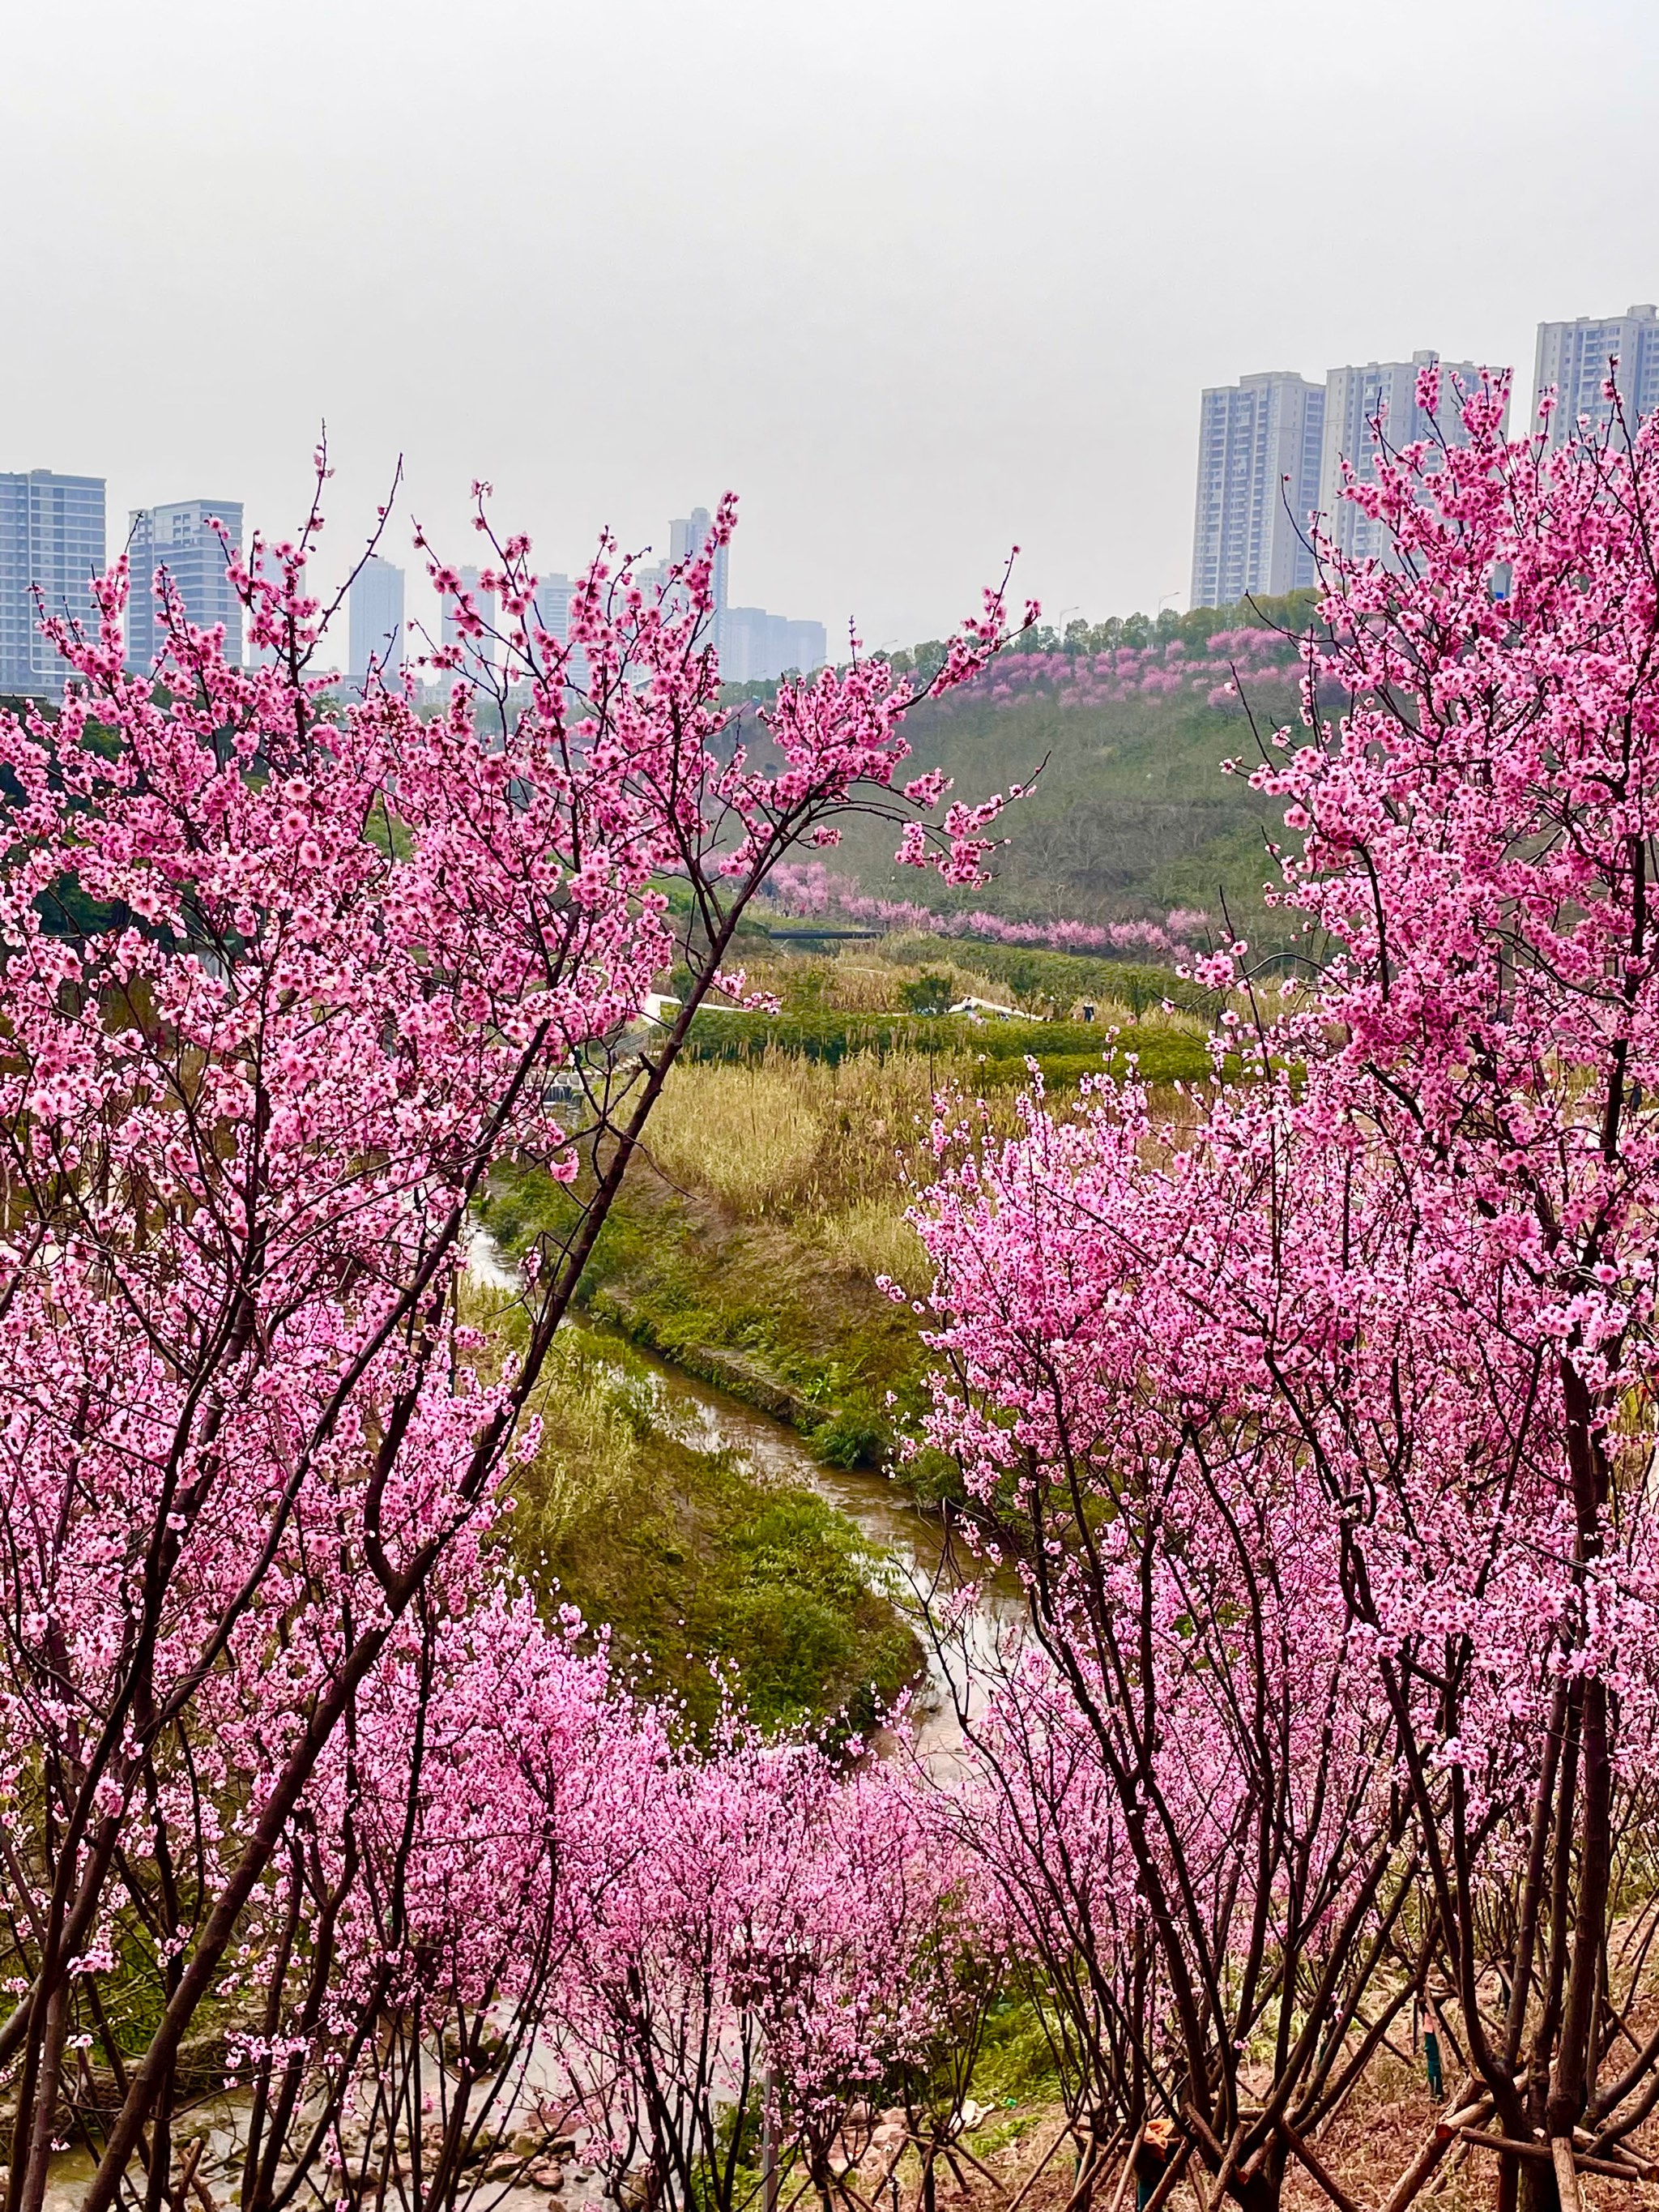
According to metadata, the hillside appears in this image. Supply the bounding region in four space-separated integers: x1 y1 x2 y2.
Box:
732 596 1315 949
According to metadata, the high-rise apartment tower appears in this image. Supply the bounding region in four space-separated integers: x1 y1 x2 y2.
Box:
127 500 245 671
1189 374 1324 610
1319 353 1505 566
246 543 309 669
0 472 106 694
1533 305 1659 447
531 574 573 647
722 609 829 685
667 507 729 647
348 557 406 686
439 563 496 690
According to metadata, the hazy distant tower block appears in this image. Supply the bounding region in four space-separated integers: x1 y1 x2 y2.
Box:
348 555 406 686
669 507 729 640
722 608 830 683
1533 305 1659 446
249 543 307 669
786 618 827 673
440 563 496 690
655 506 821 681
1189 374 1324 610
1318 353 1506 566
531 574 572 647
126 499 244 671
0 471 105 694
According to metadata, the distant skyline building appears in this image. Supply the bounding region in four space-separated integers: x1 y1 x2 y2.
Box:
1533 304 1659 447
247 542 308 669
668 506 728 638
348 555 405 685
440 563 495 690
1318 352 1505 567
787 618 827 676
1188 373 1324 611
640 504 821 681
722 608 828 685
0 470 105 694
531 574 572 647
126 499 244 670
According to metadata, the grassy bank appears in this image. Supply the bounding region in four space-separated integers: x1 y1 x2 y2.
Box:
480 1307 920 1740
483 1050 946 1486
487 946 1235 1496
485 943 1235 1522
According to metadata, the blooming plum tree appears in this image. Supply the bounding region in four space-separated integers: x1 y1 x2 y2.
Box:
0 460 1025 2212
914 378 1659 2211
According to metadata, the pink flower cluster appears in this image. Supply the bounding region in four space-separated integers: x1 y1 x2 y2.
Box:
930 626 1300 718
767 860 1209 958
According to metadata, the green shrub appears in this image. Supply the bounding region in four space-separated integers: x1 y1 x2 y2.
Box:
812 1408 889 1468
900 969 956 1015
681 1006 1223 1086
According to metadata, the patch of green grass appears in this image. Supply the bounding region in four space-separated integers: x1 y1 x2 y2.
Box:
683 1006 1221 1085
489 1313 920 1742
971 1992 1065 2108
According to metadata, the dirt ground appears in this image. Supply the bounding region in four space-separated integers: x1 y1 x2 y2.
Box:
892 2069 1659 2212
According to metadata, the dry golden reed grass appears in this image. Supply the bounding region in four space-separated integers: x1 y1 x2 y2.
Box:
638 1048 1037 1293
641 1048 950 1215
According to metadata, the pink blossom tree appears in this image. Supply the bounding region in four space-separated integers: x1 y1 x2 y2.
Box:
0 463 1023 2212
914 378 1659 2211
928 1647 1166 2193
913 1088 1418 2212
224 1586 631 2212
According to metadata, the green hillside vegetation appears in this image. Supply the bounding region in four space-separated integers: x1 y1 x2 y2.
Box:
838 687 1294 940
729 591 1316 944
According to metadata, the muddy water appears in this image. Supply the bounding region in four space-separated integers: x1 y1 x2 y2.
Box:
466 1229 1025 1755
586 1322 1026 1757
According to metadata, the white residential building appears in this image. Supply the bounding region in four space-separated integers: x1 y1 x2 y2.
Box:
1533 305 1659 446
1189 374 1324 610
668 506 729 638
126 499 243 672
440 563 495 690
348 555 405 686
531 574 572 647
720 608 828 684
0 470 105 694
1318 352 1506 566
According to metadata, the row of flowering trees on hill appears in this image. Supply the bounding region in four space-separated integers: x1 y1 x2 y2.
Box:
913 374 1659 2212
764 859 1212 959
0 460 1028 2212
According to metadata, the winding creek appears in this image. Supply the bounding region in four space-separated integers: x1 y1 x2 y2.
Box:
466 1228 1026 1759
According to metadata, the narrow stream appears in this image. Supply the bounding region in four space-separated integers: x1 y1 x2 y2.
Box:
467 1229 1025 1757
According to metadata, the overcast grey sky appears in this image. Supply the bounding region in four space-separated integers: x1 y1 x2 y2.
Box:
2 0 1656 652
